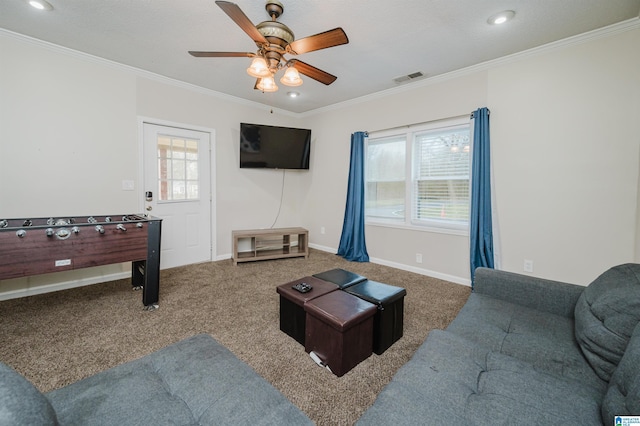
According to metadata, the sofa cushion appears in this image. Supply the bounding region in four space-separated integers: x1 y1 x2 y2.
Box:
47 334 312 425
445 293 605 390
574 263 640 381
0 362 58 425
357 330 604 425
601 322 640 423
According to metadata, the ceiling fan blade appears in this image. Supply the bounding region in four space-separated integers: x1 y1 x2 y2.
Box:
287 28 348 55
290 59 337 85
189 51 255 58
215 1 268 45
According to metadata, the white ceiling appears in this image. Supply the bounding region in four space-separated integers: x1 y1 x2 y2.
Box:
1 0 639 114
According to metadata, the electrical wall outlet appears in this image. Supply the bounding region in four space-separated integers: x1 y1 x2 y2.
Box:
320 226 326 235
524 259 534 273
416 253 423 264
122 180 135 191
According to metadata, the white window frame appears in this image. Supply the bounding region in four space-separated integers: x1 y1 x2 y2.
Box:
365 116 471 236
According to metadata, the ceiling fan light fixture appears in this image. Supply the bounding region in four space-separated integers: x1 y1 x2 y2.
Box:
190 1 348 92
280 66 303 87
246 57 271 78
257 76 278 92
487 10 515 25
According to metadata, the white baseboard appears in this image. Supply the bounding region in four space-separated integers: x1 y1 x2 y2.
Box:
0 271 131 301
1 245 468 301
368 256 470 287
308 243 337 254
309 243 471 287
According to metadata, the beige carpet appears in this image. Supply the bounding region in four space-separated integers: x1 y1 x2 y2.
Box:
0 249 470 425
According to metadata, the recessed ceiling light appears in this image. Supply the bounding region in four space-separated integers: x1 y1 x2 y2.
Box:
487 10 515 25
287 91 300 98
26 0 53 10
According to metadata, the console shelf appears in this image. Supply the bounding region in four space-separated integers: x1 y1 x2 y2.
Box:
232 227 309 265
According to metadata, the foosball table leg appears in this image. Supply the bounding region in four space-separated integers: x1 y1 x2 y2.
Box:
142 219 161 309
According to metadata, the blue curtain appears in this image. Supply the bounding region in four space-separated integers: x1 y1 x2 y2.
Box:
470 107 494 286
337 131 369 262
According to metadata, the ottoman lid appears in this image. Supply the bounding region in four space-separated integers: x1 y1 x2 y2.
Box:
276 276 338 306
344 280 407 307
312 268 367 289
304 290 377 332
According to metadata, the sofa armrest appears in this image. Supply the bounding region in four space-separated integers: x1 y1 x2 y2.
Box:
473 268 585 318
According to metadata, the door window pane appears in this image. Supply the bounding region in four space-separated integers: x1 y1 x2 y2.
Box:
157 136 199 201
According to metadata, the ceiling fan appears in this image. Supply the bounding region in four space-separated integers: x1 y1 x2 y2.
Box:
189 0 349 92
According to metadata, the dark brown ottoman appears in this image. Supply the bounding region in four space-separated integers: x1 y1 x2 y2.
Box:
276 276 338 345
304 290 377 377
343 280 407 354
312 268 367 289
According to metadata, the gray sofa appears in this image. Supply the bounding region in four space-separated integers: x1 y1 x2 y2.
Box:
0 333 312 425
357 263 640 425
4 265 639 425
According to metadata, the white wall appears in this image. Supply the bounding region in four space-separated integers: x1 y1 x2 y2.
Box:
303 26 640 285
0 36 138 216
1 23 639 299
488 28 640 284
0 33 303 298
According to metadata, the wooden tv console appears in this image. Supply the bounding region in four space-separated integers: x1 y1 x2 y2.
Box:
232 227 308 265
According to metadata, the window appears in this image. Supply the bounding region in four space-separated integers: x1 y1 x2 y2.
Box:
157 135 199 201
366 136 406 222
365 118 471 233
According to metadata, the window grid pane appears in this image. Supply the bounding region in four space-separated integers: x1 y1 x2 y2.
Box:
413 127 470 225
366 137 406 221
157 136 200 201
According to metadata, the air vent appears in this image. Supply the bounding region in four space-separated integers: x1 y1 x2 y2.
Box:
393 71 425 84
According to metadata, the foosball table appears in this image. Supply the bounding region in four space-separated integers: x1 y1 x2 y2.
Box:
0 214 162 310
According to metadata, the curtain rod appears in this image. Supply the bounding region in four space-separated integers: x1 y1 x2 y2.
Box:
366 111 488 136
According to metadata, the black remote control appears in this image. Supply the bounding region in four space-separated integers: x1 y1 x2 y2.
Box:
292 282 312 293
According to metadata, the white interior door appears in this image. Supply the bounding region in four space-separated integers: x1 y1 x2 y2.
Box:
143 122 212 269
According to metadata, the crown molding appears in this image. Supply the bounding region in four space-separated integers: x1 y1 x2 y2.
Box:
300 17 640 118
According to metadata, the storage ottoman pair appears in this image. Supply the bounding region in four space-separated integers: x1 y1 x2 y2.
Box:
276 269 406 376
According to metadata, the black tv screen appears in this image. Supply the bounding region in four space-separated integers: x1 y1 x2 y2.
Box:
240 123 311 170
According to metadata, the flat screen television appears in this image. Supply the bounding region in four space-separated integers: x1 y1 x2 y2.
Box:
240 122 311 170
